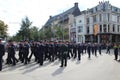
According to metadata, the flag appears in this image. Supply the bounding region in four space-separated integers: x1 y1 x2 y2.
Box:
94 24 98 36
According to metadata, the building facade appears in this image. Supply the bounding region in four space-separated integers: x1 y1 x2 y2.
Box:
71 1 120 43
44 3 80 40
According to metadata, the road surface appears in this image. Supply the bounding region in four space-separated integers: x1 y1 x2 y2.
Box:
0 50 120 80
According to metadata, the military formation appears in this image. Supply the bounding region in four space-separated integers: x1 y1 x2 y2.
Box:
0 39 120 71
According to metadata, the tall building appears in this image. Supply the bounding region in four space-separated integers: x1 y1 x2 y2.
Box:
71 1 120 43
43 3 80 40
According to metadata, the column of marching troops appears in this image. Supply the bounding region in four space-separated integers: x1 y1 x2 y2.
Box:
0 39 120 71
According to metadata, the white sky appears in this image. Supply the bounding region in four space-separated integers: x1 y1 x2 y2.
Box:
0 0 119 36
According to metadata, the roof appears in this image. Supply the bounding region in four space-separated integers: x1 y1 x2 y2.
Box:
44 3 80 28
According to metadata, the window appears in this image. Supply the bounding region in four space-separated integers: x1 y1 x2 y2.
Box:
100 25 102 32
79 20 82 23
103 24 106 32
99 14 102 22
78 26 83 33
118 25 119 32
113 24 115 32
87 26 89 34
93 15 97 22
108 13 110 21
86 18 89 24
117 16 120 22
108 25 110 32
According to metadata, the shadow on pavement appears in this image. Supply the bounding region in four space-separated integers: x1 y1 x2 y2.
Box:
51 61 60 66
76 60 81 64
52 67 65 76
22 65 40 74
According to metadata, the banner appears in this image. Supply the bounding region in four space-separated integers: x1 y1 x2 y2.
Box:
94 24 98 36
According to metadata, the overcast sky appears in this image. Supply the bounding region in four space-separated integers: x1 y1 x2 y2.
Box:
0 0 119 36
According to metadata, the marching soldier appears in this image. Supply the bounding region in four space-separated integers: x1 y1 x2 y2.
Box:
67 42 73 59
38 42 44 66
78 43 82 61
0 39 5 71
73 42 77 59
7 40 17 66
87 43 91 59
60 41 68 67
18 41 24 62
22 40 30 65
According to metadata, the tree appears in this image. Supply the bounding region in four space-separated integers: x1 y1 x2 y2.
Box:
20 16 32 40
0 20 8 38
29 26 39 41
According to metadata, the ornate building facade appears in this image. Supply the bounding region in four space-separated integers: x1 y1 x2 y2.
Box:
71 1 120 43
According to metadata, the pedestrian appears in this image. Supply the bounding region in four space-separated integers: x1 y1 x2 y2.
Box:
106 43 111 54
94 43 98 57
118 43 120 62
113 43 119 60
0 39 5 71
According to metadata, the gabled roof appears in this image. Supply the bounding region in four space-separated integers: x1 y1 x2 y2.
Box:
44 3 80 28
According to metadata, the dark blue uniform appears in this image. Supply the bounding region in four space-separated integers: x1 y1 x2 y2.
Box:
0 42 5 71
60 43 68 67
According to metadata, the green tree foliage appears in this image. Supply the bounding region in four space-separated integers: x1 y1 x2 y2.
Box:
29 26 39 41
18 16 32 40
0 20 8 38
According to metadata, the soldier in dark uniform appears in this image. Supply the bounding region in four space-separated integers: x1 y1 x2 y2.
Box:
28 41 36 62
50 41 55 62
67 42 73 59
44 42 49 61
38 42 44 66
7 40 17 66
87 43 91 59
60 41 68 67
18 41 24 62
54 41 58 60
0 39 5 71
91 44 95 55
73 42 77 59
22 40 30 65
78 43 82 61
57 41 62 60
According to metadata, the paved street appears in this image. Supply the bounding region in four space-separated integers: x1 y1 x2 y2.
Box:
0 50 120 80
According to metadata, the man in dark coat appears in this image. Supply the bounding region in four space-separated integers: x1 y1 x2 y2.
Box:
0 39 5 71
60 41 68 67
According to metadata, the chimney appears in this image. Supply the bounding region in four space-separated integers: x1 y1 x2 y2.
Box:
49 16 52 19
74 2 78 7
